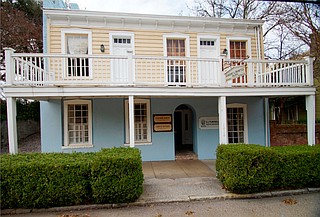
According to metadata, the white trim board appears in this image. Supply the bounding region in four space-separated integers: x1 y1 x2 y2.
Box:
3 87 316 98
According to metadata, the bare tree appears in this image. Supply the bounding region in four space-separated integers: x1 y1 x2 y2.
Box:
0 0 43 82
188 0 310 60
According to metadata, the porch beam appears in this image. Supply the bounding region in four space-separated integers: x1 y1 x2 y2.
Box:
6 97 18 154
218 96 228 144
128 95 135 147
306 95 315 146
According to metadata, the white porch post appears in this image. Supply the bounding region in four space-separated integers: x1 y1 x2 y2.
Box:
128 95 135 147
304 56 314 86
4 48 15 85
218 96 228 144
6 97 18 154
264 98 270 147
306 95 315 146
127 50 134 85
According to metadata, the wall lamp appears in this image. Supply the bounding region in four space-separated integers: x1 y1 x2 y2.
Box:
222 48 228 55
100 44 105 53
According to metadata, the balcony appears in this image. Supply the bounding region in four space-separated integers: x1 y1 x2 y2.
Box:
3 48 314 88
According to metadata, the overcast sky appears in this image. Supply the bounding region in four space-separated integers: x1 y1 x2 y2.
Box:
73 0 195 16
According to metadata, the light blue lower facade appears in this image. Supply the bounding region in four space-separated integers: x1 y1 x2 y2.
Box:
41 96 266 161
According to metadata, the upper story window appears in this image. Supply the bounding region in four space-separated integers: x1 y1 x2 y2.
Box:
166 39 186 83
167 39 185 57
229 41 247 59
66 34 89 77
61 29 92 79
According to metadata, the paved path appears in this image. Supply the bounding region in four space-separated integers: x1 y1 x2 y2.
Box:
142 160 216 179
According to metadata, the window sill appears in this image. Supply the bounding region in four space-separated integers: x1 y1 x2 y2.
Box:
124 142 152 147
62 144 94 149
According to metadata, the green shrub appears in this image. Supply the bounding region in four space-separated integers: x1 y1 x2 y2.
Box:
272 146 320 189
90 148 144 204
0 148 143 209
216 144 320 194
216 144 278 194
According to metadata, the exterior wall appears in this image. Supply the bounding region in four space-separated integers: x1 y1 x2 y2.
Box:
270 122 320 146
47 25 259 83
40 96 266 161
40 100 63 152
49 26 258 58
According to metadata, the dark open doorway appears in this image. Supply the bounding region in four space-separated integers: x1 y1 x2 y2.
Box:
174 105 196 160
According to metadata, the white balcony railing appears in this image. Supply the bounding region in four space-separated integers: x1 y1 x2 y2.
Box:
4 48 314 88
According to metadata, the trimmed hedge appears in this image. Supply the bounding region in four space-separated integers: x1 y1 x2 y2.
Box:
0 147 143 209
216 144 320 194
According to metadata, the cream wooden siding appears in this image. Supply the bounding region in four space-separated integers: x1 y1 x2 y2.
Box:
48 26 259 84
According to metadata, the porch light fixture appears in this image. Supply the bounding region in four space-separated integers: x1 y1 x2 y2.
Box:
100 44 105 53
222 48 228 55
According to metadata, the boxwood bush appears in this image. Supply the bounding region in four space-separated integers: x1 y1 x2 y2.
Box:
216 144 320 194
0 147 143 209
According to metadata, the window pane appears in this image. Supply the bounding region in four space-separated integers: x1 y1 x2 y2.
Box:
227 107 245 144
67 103 90 145
229 41 247 59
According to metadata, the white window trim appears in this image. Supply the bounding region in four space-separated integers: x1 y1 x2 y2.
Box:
63 100 93 147
226 36 251 59
61 29 93 79
124 99 151 145
227 103 248 144
197 34 220 58
163 34 190 57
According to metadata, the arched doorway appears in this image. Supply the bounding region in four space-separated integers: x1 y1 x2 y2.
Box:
174 105 195 158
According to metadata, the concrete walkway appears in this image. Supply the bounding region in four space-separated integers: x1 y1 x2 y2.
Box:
142 160 216 179
138 160 226 203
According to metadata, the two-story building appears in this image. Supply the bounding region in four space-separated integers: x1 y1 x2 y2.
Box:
3 2 316 161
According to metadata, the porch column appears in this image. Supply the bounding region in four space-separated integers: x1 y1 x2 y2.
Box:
128 95 135 147
6 97 18 154
127 50 134 84
306 95 315 146
4 48 15 85
218 96 228 144
264 98 270 147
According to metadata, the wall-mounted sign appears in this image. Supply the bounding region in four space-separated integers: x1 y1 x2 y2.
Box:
199 117 219 129
153 114 172 132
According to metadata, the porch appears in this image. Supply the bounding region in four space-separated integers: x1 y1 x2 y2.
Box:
4 48 314 88
2 48 317 155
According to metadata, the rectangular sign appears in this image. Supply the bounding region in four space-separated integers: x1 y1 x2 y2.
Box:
154 123 172 132
153 114 172 132
153 115 172 123
199 117 219 129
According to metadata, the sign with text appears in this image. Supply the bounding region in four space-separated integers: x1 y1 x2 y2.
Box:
225 65 246 81
199 117 219 129
153 114 172 132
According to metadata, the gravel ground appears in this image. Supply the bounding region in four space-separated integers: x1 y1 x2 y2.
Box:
0 132 41 154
